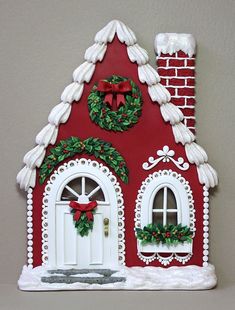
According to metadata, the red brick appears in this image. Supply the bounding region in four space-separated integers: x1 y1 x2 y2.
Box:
186 119 196 128
187 59 195 66
171 97 185 106
178 87 195 96
167 87 176 96
160 53 176 58
186 98 196 105
157 59 167 67
169 78 185 86
177 51 188 58
186 79 195 86
169 59 185 67
177 68 195 77
160 78 167 86
158 68 176 76
182 109 195 117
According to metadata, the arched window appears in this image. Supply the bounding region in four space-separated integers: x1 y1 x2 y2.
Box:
135 170 195 258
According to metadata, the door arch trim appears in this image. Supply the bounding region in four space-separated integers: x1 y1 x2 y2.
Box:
41 158 125 267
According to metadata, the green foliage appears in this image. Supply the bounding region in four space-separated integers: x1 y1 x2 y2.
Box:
39 136 128 184
88 75 143 132
135 223 193 246
72 211 95 237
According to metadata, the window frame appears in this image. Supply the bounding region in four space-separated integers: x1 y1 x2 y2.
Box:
135 170 195 255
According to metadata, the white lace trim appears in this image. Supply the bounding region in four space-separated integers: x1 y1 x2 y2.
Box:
27 188 34 267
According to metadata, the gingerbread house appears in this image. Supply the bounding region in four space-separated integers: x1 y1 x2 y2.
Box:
17 20 218 290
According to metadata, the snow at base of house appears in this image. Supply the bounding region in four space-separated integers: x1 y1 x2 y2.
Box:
18 264 217 291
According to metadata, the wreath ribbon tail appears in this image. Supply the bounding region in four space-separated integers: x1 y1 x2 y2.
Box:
74 210 82 221
116 94 125 108
104 93 113 107
86 211 94 221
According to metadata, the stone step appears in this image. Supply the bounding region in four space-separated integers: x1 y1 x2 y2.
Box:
41 276 126 285
47 269 116 277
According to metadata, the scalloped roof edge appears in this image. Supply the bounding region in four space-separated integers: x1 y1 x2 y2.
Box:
16 20 218 191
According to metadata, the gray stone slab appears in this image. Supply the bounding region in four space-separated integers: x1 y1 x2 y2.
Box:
41 276 126 285
47 269 116 277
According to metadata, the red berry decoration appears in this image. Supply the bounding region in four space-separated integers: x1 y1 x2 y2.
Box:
165 231 171 238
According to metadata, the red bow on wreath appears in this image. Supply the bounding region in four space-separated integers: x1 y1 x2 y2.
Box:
69 201 98 221
97 80 132 109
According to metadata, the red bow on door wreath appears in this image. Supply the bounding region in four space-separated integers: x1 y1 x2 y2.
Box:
97 80 132 108
69 201 98 221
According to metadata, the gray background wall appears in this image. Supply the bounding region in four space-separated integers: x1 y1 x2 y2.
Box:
0 0 234 309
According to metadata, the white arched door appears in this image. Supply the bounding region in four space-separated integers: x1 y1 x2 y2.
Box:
46 159 120 269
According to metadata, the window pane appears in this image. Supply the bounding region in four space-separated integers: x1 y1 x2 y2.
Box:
167 212 177 225
152 212 163 225
61 177 105 201
167 189 177 209
152 189 164 209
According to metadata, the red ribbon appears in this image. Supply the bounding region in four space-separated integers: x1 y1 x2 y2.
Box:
69 201 98 222
97 80 132 108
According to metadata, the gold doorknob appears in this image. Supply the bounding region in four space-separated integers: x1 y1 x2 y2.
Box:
104 218 109 237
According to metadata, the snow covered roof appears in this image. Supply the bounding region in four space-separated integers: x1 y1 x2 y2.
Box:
17 20 218 191
155 33 196 57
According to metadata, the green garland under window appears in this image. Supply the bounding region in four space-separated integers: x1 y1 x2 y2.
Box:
88 75 143 132
39 137 128 184
135 223 193 246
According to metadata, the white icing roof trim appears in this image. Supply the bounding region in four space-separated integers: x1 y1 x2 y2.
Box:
155 33 196 57
17 20 218 191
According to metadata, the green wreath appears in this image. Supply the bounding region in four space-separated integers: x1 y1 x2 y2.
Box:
88 75 143 132
39 137 128 184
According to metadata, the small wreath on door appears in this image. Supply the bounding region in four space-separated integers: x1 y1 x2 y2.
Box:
88 75 143 132
69 201 98 237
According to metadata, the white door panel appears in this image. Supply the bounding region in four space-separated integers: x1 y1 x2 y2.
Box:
47 161 121 269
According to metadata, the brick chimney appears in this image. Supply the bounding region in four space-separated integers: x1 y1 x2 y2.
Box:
155 33 196 134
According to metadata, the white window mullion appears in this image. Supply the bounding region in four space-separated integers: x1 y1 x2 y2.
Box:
87 185 101 198
163 187 168 225
64 185 80 199
81 177 85 195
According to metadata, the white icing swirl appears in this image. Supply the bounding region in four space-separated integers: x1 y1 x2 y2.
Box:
84 43 107 63
197 163 218 188
127 44 149 65
36 123 58 147
116 20 137 46
160 102 184 124
48 102 71 126
138 64 160 85
23 145 46 168
94 20 117 44
17 167 36 191
61 82 84 103
172 123 195 145
73 62 95 83
185 142 208 165
148 83 171 104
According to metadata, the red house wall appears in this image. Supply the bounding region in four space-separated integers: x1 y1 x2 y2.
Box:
32 37 204 268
